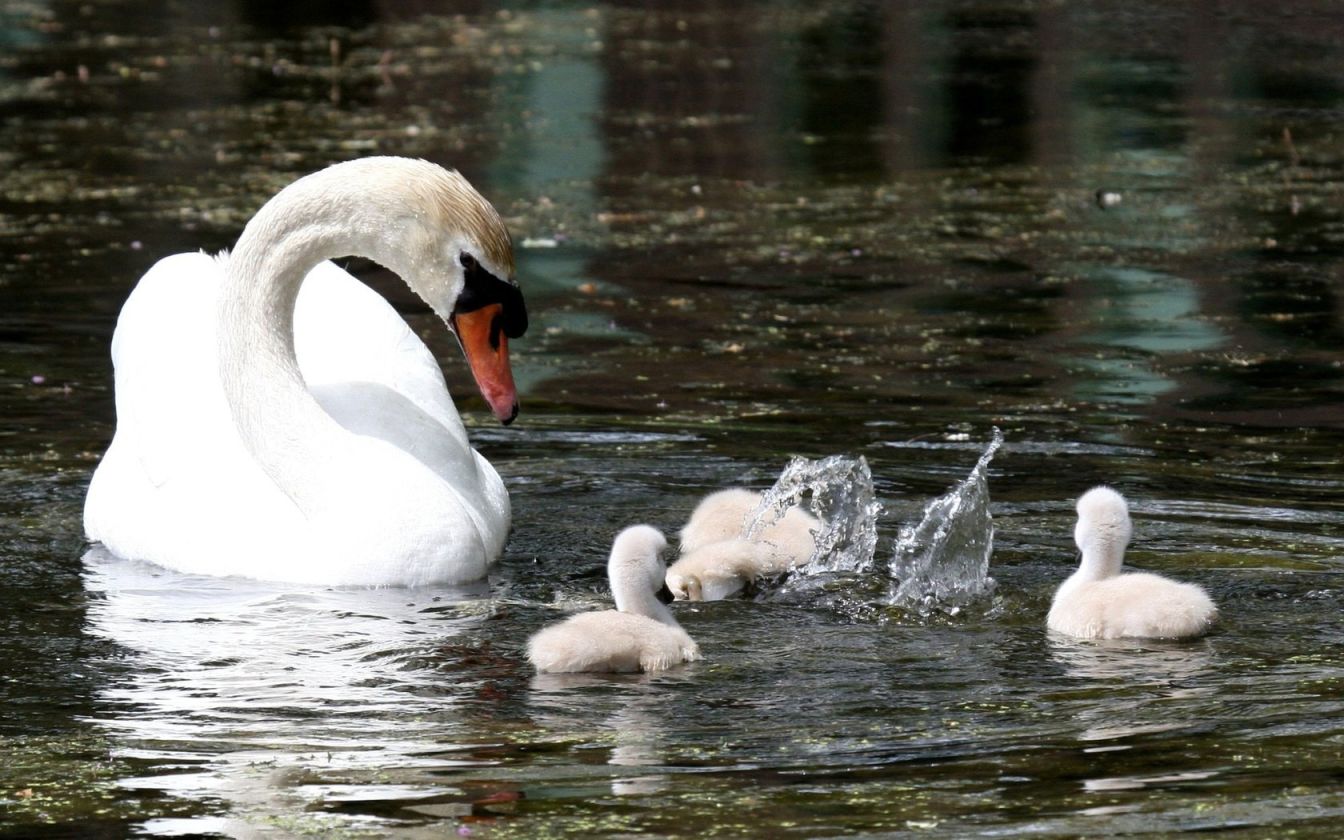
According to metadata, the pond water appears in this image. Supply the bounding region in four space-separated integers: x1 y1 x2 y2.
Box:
3 1 1344 836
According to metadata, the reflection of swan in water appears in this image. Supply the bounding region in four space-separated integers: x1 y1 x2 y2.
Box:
526 675 677 797
1048 631 1220 790
82 548 492 831
1049 634 1216 683
1048 486 1217 640
606 697 672 796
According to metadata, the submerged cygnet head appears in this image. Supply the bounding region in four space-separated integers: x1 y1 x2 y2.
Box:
1074 485 1133 578
674 487 820 602
666 539 772 602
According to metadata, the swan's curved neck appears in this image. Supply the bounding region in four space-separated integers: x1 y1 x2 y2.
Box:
216 162 449 510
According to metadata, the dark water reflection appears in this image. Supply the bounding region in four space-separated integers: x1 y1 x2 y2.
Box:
3 0 1344 836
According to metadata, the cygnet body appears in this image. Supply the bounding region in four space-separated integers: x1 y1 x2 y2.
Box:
1047 486 1217 640
528 525 701 673
666 488 820 601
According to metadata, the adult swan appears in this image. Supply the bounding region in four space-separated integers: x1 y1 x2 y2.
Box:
84 157 528 586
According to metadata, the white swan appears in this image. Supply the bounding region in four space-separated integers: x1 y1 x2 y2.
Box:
83 157 528 586
1047 486 1217 640
528 525 700 673
666 488 820 601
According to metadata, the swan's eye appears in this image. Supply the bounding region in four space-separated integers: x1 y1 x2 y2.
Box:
459 253 477 271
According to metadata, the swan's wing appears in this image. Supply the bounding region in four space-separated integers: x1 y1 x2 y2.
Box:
294 260 468 443
105 252 233 488
292 261 508 551
86 251 287 561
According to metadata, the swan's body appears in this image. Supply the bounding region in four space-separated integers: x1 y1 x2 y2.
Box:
666 488 820 601
84 158 528 586
1047 486 1217 640
528 526 700 673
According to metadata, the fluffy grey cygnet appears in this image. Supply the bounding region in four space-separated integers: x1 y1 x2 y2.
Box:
666 488 820 601
1047 486 1217 640
528 525 700 673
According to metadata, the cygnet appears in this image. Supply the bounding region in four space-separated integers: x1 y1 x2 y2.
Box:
528 525 701 673
666 488 821 601
1047 486 1217 640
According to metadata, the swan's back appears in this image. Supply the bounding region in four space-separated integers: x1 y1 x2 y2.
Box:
680 488 818 559
1047 571 1217 640
527 611 700 673
679 488 762 553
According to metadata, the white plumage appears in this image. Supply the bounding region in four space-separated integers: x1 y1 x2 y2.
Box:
528 526 701 673
666 488 820 601
83 158 524 586
1047 486 1217 640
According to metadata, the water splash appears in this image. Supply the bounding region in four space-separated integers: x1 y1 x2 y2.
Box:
754 455 886 612
747 454 882 574
887 427 1003 617
760 430 1003 622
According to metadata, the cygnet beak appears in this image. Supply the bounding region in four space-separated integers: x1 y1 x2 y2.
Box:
655 582 675 605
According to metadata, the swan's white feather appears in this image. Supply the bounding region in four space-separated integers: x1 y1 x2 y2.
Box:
85 254 507 586
527 610 700 673
668 488 820 600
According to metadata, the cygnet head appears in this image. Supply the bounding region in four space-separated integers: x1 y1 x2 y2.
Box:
607 525 672 615
666 572 703 602
1074 485 1133 577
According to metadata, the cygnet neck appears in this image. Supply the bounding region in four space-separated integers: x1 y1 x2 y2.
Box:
611 559 677 627
1074 525 1129 581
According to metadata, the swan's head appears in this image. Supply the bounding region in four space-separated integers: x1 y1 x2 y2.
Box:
1074 485 1132 575
608 525 672 612
422 168 527 425
228 156 527 423
350 158 527 424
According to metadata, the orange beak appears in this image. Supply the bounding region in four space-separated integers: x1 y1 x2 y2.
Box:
451 302 519 424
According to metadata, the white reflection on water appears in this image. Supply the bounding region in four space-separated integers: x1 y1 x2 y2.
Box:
1048 635 1217 684
80 547 495 830
606 696 671 796
527 675 676 797
1083 769 1219 792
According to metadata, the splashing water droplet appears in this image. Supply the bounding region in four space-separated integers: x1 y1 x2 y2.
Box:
748 453 882 573
758 430 1003 622
752 455 883 613
888 427 1003 616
